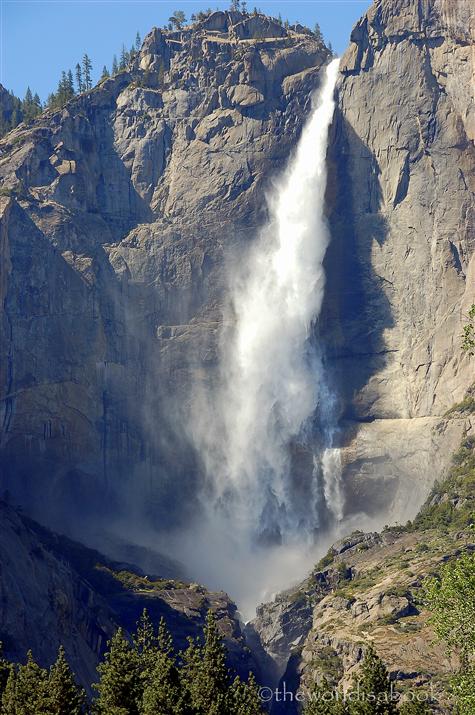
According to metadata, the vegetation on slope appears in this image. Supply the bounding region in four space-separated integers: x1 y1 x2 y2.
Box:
408 434 475 533
1 0 331 139
0 610 263 714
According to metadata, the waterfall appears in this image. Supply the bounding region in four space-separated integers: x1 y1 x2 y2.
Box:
182 58 343 617
217 57 342 535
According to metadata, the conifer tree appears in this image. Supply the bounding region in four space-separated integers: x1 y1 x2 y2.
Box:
22 87 35 122
133 609 157 682
0 644 12 701
82 54 93 90
75 63 83 93
168 10 186 30
228 672 264 715
314 22 324 42
46 646 85 715
33 93 42 113
112 55 119 75
93 628 141 715
2 651 49 715
142 618 184 715
182 611 230 714
135 31 141 51
119 44 129 71
67 70 75 96
304 679 349 714
101 65 110 80
349 646 397 715
1 665 17 714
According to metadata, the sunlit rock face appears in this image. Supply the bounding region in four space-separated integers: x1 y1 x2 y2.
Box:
0 13 329 533
0 0 474 563
323 0 475 526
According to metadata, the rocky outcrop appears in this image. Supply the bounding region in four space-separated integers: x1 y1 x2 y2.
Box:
249 432 475 713
1 1 472 541
1 2 474 676
0 499 255 687
0 15 328 532
251 527 472 714
323 0 475 525
0 500 117 687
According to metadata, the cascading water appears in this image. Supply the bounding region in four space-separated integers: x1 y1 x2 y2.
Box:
180 58 344 618
218 57 342 533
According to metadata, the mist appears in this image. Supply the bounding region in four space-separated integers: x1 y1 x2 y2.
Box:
178 59 345 618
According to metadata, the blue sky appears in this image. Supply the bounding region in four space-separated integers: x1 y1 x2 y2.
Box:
1 0 369 101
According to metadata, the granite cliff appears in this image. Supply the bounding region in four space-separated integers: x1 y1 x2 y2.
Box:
0 498 255 689
0 0 474 697
324 0 475 525
0 11 329 536
248 399 475 713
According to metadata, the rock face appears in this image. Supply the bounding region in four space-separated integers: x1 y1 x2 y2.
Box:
1 2 472 542
0 500 116 688
0 499 255 687
0 0 474 663
0 13 329 533
323 0 475 525
251 526 472 714
250 429 475 712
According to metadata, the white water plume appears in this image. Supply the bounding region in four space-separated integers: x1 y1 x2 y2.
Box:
217 58 341 533
185 59 343 616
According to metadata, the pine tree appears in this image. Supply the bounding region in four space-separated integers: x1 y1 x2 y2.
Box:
93 628 141 715
33 93 42 113
112 55 118 75
53 70 74 107
241 0 248 12
22 87 35 122
82 54 93 90
21 86 42 122
45 646 85 715
133 609 157 682
1 665 17 714
0 644 12 701
67 70 74 93
314 22 324 42
304 679 349 714
2 651 50 715
119 44 128 71
75 63 83 93
142 618 184 715
349 646 397 715
135 31 141 50
23 87 33 104
182 611 230 714
46 93 56 109
168 10 187 30
228 672 264 715
101 65 110 80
